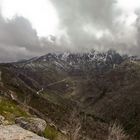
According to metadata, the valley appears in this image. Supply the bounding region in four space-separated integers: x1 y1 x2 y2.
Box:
0 50 140 140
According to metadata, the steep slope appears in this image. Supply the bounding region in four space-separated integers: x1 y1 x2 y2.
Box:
0 51 139 139
76 61 140 138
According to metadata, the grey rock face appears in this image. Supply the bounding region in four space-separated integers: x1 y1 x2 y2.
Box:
0 125 48 140
15 117 47 135
0 115 5 124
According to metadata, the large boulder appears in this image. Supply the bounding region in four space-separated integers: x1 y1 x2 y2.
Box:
15 117 47 135
0 125 48 140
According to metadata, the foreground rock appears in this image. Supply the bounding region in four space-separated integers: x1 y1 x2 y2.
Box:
0 115 9 125
0 115 5 124
15 117 47 135
0 125 48 140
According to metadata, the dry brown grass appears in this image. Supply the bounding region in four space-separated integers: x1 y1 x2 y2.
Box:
108 122 129 140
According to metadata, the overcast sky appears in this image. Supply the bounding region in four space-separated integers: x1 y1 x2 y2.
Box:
0 0 140 62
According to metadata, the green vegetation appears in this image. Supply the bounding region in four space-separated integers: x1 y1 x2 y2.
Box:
44 125 58 140
0 97 29 122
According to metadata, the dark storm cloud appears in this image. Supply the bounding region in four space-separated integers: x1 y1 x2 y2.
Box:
51 0 118 48
0 6 69 62
51 0 140 55
0 14 40 61
0 16 39 48
51 0 116 28
0 14 61 62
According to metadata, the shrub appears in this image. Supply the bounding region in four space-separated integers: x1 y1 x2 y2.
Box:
108 122 129 140
44 126 58 140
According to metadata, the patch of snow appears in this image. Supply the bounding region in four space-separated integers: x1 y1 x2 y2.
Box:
54 61 64 69
61 52 70 61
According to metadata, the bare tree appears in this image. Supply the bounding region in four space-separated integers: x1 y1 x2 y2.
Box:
66 109 81 140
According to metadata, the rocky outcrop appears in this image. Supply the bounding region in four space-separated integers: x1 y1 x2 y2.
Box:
0 115 9 125
15 117 47 135
0 125 48 140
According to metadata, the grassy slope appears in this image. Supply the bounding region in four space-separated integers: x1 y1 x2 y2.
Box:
0 96 29 123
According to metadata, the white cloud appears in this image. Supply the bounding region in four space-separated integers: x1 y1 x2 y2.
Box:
2 0 59 37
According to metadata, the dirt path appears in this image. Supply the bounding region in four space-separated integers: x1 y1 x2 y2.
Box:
47 79 66 87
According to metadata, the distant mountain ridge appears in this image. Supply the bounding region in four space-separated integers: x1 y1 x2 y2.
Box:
14 50 127 74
